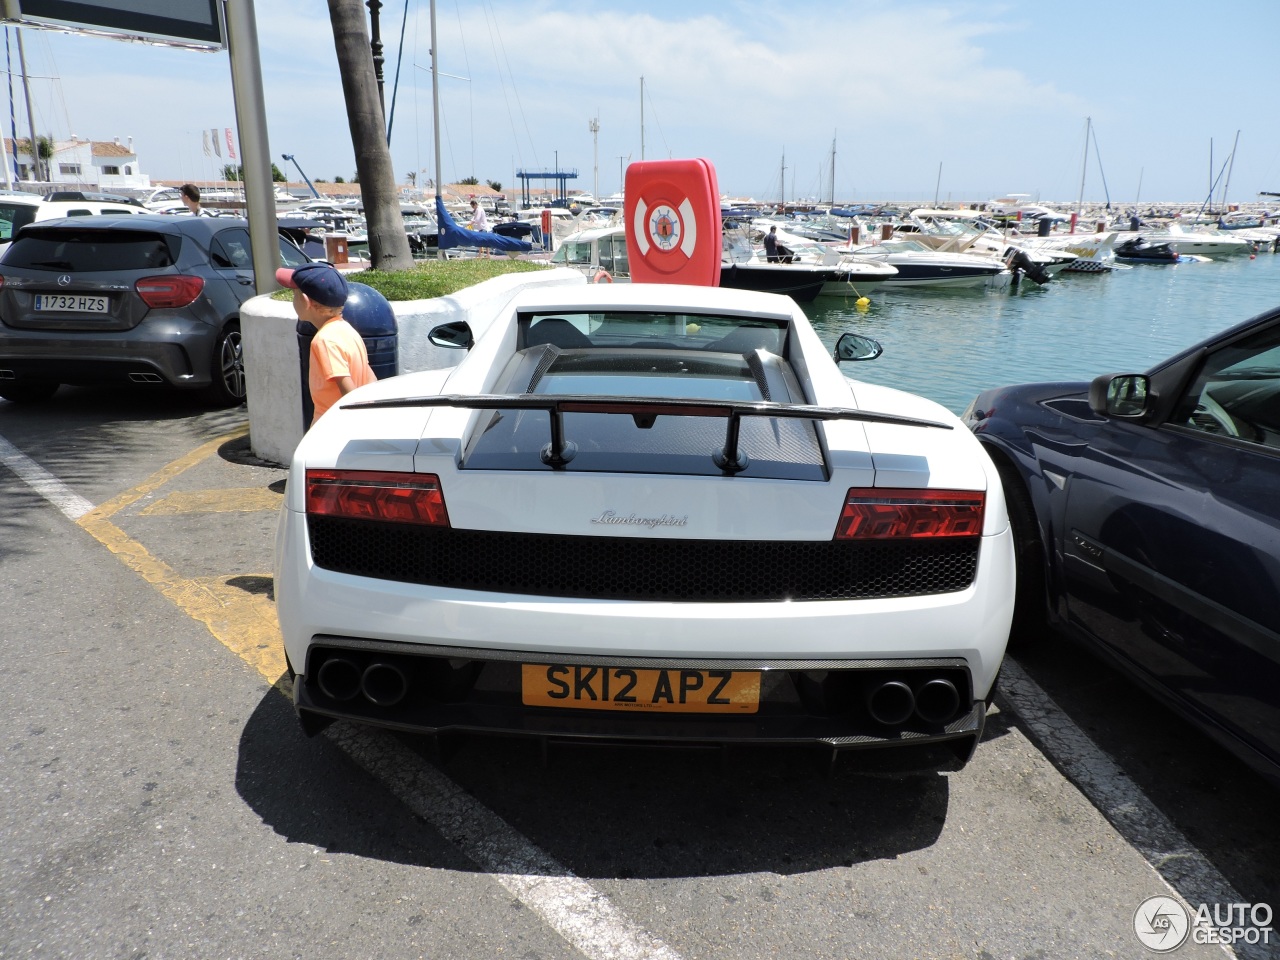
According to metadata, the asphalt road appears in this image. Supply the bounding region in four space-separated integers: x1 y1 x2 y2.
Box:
1 386 1276 960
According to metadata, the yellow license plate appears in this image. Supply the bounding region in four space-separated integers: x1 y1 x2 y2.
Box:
521 664 761 714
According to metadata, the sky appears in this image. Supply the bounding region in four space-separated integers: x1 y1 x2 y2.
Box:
8 0 1280 205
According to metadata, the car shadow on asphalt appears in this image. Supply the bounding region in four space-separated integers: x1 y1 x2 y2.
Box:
232 685 1008 879
0 384 248 488
232 688 479 871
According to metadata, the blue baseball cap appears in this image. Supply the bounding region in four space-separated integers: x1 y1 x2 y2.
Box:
276 262 348 308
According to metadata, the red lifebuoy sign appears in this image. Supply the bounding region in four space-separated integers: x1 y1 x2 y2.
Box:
624 158 721 286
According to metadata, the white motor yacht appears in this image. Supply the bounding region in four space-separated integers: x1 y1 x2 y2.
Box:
724 222 897 299
1138 222 1254 258
837 238 1011 290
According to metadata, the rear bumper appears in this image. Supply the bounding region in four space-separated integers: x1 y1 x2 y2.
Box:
293 636 987 764
0 316 218 388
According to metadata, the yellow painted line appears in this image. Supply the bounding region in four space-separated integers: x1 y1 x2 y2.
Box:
185 574 288 682
138 487 283 516
76 427 290 694
84 426 249 523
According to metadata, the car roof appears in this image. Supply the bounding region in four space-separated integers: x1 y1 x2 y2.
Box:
44 191 144 205
16 213 250 239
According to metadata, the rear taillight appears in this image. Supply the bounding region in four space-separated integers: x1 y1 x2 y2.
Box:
835 488 984 540
305 470 450 526
135 275 204 308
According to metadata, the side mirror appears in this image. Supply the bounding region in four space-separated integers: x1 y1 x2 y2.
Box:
428 320 474 350
833 332 883 363
1088 373 1151 418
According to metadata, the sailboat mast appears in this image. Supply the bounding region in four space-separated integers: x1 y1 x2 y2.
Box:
829 132 836 205
430 0 444 259
1221 129 1240 210
16 29 39 182
779 149 785 207
1075 116 1090 215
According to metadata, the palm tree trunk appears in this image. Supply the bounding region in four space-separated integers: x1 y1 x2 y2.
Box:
327 0 414 272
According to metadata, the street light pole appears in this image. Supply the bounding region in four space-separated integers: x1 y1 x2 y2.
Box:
367 0 385 117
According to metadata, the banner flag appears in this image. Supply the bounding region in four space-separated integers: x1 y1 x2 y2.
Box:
225 128 236 160
211 128 221 158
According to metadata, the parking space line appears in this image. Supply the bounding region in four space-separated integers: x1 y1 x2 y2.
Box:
0 434 94 520
138 487 284 515
327 722 684 960
999 658 1244 959
80 427 249 524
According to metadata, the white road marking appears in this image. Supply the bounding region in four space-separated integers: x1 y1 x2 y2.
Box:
0 433 95 521
999 658 1246 959
327 722 683 960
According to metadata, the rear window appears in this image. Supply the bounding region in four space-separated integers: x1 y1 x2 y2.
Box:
519 310 788 355
3 231 178 271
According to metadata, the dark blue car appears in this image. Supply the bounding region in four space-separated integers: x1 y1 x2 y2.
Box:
964 305 1280 786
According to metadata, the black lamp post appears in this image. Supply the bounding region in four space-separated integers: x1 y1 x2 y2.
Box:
367 0 385 116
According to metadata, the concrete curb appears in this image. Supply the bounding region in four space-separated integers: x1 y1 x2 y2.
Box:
241 267 586 466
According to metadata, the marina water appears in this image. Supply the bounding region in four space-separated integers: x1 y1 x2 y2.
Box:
806 252 1280 414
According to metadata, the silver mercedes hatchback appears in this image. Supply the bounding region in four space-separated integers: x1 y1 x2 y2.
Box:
0 214 310 405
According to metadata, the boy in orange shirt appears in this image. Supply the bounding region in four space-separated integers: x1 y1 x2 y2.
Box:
276 262 377 425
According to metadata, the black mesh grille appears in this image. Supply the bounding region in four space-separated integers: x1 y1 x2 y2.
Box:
308 516 980 602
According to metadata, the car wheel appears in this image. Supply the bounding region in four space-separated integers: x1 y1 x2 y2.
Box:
207 321 246 406
989 449 1048 645
0 381 59 402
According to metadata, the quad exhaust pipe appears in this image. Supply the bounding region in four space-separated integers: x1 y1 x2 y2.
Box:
315 657 408 707
360 662 408 706
866 677 960 726
316 657 361 701
866 680 916 726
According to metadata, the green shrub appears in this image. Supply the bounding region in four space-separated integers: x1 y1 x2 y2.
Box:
272 258 546 302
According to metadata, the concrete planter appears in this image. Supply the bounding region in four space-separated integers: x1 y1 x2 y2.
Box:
241 267 585 466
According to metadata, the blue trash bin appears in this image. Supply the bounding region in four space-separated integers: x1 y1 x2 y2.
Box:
297 281 397 428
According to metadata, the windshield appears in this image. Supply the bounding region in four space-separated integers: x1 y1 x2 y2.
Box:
551 240 594 267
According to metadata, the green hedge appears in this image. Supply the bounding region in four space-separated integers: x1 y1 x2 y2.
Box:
272 258 547 302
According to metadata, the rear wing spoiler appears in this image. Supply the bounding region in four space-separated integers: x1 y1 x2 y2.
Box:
345 393 952 474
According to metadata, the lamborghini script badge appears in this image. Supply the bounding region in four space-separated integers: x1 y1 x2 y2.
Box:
591 511 688 530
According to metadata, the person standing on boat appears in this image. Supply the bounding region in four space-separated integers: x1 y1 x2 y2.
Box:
469 198 489 231
757 225 788 263
763 225 781 262
179 183 216 217
469 199 490 258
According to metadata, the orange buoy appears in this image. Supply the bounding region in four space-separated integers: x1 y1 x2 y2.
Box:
593 269 613 283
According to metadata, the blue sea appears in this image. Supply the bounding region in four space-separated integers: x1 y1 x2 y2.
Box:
804 251 1280 414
